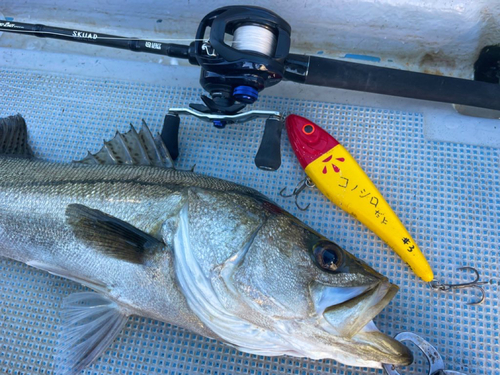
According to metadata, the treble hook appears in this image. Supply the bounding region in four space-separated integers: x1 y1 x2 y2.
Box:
430 267 488 305
279 177 315 211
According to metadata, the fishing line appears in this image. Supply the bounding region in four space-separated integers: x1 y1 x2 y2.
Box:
232 24 276 56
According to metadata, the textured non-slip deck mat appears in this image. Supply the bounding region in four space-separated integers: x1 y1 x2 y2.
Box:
0 68 498 375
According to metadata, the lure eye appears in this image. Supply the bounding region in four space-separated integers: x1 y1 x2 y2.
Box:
302 123 315 135
313 241 344 272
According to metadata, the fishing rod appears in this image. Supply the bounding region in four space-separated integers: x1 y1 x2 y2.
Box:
1 6 499 170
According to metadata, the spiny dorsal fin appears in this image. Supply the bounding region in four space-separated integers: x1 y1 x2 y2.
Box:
0 114 33 158
76 120 174 168
66 204 164 264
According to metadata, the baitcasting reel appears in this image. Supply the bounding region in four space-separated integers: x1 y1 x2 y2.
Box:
2 5 500 170
162 6 292 171
192 6 290 113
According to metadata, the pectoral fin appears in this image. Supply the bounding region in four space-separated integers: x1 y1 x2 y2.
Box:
55 292 129 375
66 204 164 264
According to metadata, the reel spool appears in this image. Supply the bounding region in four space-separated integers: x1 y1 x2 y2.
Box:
193 6 291 114
231 24 277 57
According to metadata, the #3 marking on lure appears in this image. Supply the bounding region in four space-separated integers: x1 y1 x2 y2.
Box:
285 114 434 282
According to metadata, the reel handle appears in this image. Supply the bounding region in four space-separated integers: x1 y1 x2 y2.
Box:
254 117 283 171
161 114 180 160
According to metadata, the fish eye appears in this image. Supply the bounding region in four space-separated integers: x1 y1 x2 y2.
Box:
302 123 315 135
312 241 344 272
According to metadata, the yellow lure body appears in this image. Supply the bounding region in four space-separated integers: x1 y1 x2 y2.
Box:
285 114 433 282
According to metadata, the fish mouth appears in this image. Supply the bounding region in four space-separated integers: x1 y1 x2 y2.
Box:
322 281 397 338
313 281 413 366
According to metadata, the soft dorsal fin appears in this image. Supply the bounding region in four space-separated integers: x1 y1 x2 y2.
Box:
76 120 174 168
0 114 33 158
66 204 164 264
55 292 128 375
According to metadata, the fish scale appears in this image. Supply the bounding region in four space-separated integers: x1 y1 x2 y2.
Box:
0 115 412 373
0 157 237 351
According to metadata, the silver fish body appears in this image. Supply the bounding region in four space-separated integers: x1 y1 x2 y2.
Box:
0 157 241 337
0 117 412 372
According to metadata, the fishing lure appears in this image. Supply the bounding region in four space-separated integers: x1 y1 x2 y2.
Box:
285 114 434 282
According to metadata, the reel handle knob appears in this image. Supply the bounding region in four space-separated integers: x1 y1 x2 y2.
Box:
254 117 283 171
161 114 180 160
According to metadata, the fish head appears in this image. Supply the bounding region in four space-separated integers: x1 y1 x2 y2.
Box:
174 188 411 368
226 212 413 368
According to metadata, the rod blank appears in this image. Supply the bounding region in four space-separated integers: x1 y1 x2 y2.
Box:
0 20 190 59
285 54 500 111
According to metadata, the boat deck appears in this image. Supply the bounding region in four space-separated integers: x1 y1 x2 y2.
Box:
0 46 498 375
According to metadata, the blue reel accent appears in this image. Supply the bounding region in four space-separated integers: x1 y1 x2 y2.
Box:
213 120 227 128
233 86 259 104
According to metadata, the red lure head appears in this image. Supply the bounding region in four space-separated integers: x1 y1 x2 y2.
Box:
285 115 339 169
